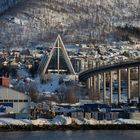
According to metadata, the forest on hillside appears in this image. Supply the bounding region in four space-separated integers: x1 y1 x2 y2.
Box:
0 0 139 48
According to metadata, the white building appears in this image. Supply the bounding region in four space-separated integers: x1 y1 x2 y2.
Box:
0 86 31 117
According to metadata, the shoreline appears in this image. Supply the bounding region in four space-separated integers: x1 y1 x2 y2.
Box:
1 124 140 131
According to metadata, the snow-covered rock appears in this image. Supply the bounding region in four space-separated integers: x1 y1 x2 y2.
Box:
112 118 140 125
51 115 72 125
32 118 51 126
72 118 84 125
83 118 98 125
0 117 140 126
0 118 32 126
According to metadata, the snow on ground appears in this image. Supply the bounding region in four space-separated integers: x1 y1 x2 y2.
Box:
51 115 72 125
83 118 98 125
0 116 140 126
32 118 51 125
113 118 140 125
72 118 84 125
17 68 29 78
35 74 77 94
36 73 61 93
100 90 128 103
10 72 77 95
0 118 32 126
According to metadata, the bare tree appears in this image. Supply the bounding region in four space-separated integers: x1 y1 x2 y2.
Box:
28 82 38 102
65 85 77 104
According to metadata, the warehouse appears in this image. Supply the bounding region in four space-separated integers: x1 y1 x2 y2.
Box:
0 86 31 118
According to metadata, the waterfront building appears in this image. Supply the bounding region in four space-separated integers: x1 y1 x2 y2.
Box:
0 86 31 118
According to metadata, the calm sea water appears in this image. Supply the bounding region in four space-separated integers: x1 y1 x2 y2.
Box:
0 130 140 140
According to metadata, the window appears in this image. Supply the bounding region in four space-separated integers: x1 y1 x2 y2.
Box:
23 100 28 102
9 100 13 102
14 100 18 102
4 100 8 102
2 100 29 103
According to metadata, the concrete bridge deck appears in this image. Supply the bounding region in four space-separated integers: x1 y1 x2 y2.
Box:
79 60 140 82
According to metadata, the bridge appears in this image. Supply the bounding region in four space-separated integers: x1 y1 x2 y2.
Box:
79 60 140 104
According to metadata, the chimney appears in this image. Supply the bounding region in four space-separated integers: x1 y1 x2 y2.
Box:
2 74 9 88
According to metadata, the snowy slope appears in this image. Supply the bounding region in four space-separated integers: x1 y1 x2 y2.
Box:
0 0 21 14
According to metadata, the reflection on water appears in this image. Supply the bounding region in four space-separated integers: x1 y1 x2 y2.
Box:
0 130 140 140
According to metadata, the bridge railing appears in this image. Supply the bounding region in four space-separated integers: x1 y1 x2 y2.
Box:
79 59 140 75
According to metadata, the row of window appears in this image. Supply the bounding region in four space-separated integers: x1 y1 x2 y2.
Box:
0 100 28 103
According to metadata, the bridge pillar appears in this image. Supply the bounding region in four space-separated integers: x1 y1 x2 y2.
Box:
127 68 131 103
97 74 100 100
103 73 106 103
88 77 94 100
138 66 140 104
90 77 93 87
110 71 113 104
87 78 91 89
92 76 97 100
118 69 121 104
87 77 93 89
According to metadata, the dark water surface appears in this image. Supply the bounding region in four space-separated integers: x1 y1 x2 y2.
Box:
0 130 140 140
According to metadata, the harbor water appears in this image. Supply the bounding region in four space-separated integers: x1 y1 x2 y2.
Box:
0 130 140 140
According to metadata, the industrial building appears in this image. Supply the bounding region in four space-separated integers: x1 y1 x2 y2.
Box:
0 86 31 118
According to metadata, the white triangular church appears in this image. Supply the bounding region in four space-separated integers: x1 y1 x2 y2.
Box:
38 35 75 76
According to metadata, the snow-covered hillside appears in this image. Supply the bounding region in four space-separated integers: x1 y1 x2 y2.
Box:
0 0 139 48
0 0 21 14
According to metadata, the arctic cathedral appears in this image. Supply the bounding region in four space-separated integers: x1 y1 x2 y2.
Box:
38 35 75 77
